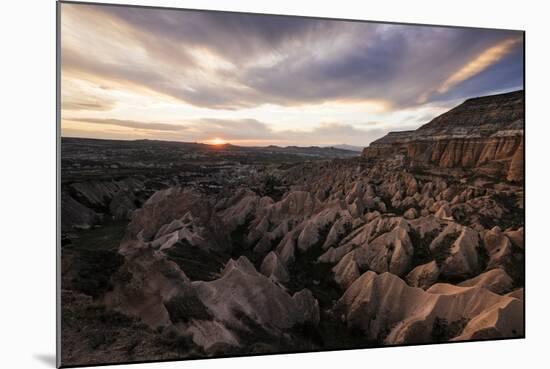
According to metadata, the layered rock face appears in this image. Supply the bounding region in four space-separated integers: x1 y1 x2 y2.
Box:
363 91 524 182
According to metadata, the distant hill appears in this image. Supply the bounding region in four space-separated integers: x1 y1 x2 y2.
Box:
324 144 364 152
61 137 360 160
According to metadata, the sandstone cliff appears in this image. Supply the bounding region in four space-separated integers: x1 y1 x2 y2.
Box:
362 91 524 181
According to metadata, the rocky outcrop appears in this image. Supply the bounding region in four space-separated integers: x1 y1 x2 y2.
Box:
333 253 361 289
120 187 230 254
107 250 319 355
62 178 145 231
260 251 290 283
104 247 191 328
357 224 414 276
504 227 524 250
437 226 481 280
70 178 144 213
483 226 514 269
61 192 102 231
109 191 137 220
194 257 319 332
406 261 440 290
336 271 523 345
297 208 338 253
458 268 514 295
363 91 524 181
403 208 418 220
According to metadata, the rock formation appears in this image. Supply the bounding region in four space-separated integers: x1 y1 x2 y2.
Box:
363 91 524 182
336 271 523 345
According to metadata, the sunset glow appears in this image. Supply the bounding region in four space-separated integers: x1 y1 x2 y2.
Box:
207 137 227 146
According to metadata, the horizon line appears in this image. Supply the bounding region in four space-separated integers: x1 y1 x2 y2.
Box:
60 136 366 150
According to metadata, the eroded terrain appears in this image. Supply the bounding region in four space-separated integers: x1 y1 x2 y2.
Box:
60 91 524 366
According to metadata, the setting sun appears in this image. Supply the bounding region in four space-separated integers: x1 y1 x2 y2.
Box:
207 137 227 145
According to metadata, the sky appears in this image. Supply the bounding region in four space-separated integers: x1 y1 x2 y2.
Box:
60 3 524 147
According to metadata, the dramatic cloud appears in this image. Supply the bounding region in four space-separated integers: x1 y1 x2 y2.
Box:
68 118 188 132
60 3 524 146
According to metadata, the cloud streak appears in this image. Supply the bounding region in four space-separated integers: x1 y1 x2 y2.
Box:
68 118 188 131
436 37 523 94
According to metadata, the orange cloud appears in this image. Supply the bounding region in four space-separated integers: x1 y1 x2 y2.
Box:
437 37 522 94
